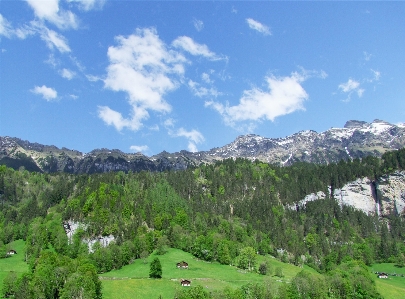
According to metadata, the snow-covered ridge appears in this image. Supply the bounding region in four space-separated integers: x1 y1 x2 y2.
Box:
1 119 404 173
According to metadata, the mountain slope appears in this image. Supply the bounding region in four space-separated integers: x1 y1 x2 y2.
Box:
1 119 404 173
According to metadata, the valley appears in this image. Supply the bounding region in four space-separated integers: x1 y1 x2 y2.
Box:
0 130 405 298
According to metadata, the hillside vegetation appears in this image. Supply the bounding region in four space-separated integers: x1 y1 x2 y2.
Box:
0 148 405 298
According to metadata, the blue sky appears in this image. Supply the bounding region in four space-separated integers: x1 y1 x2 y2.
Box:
1 1 404 155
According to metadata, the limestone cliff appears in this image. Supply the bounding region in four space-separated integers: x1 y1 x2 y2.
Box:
293 171 405 217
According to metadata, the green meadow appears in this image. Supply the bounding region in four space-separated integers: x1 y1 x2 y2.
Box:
0 240 28 299
2 243 404 299
100 248 317 299
369 263 405 299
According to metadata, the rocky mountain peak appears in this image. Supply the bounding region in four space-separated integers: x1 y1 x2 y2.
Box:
344 120 368 129
1 119 404 173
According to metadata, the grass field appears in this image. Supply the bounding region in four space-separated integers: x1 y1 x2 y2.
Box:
3 243 402 299
100 248 316 299
369 263 405 299
0 240 28 299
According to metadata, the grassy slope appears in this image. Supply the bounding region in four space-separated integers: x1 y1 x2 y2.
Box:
0 240 28 298
100 248 318 299
369 263 405 299
3 243 403 298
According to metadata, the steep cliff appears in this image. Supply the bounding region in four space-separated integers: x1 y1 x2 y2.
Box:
292 171 405 217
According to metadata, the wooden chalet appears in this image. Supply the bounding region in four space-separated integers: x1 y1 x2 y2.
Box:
7 249 17 255
176 261 189 269
180 279 191 287
377 273 388 279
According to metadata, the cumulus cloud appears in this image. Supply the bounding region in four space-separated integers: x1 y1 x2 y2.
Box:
246 18 271 36
98 105 149 131
100 28 186 131
172 36 224 61
130 145 149 153
60 68 76 79
206 72 308 127
193 18 204 31
26 0 78 30
30 85 58 101
172 128 205 152
338 79 364 101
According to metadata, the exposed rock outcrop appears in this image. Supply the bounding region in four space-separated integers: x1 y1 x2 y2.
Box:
292 171 405 217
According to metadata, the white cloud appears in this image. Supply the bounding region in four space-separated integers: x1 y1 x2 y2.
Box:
363 51 372 61
164 118 175 128
41 28 71 52
370 69 381 81
172 36 224 61
188 80 221 98
173 128 205 152
30 21 71 52
130 145 149 153
295 67 328 80
68 0 106 11
26 0 78 30
45 54 59 67
0 14 35 39
30 85 58 101
338 78 364 101
70 55 85 71
206 73 308 126
60 68 76 79
69 94 78 99
149 124 159 131
98 105 148 131
0 14 13 38
246 18 271 36
193 18 204 31
86 74 101 82
338 79 360 93
201 72 212 84
101 28 187 131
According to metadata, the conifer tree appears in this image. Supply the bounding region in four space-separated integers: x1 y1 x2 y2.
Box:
149 257 162 278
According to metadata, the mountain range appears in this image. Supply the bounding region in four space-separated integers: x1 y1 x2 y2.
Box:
1 119 404 174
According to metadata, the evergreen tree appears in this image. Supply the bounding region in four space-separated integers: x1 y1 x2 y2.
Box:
149 257 162 278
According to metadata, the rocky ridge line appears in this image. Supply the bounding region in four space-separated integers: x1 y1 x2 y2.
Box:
1 119 404 174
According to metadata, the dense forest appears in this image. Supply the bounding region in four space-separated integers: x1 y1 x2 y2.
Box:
1 148 405 298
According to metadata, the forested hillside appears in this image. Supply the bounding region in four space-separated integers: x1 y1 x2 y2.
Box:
1 148 405 298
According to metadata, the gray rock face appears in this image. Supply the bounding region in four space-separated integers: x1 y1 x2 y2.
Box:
376 172 405 216
1 119 404 173
292 171 405 217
